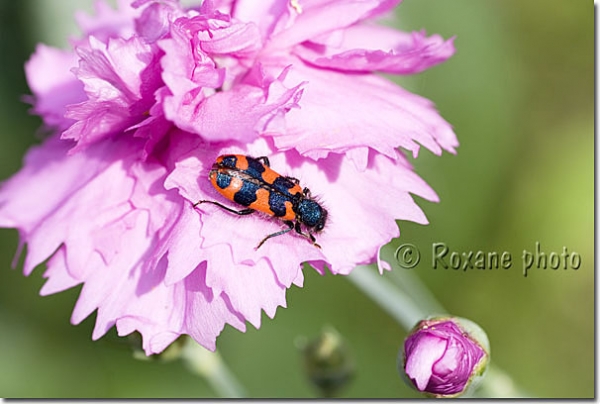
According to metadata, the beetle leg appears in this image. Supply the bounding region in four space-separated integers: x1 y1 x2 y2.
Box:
194 200 255 215
293 221 321 249
255 221 295 249
256 156 270 167
285 176 301 185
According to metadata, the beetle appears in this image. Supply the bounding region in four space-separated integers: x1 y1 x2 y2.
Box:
194 154 328 249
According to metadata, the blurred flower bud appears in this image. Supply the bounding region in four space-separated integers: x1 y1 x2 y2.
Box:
298 326 355 397
128 332 188 363
400 316 490 398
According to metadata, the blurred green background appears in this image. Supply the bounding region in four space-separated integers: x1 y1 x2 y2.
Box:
0 0 593 398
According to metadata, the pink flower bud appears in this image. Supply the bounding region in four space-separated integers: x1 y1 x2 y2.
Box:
401 317 490 397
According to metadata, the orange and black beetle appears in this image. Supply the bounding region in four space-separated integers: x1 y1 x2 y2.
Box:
194 155 328 249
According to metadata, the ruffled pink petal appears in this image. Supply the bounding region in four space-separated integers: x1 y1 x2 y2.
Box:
71 209 154 331
295 26 456 74
189 15 262 57
212 0 236 13
75 228 246 354
266 0 401 52
125 158 203 286
160 20 304 142
24 45 85 130
204 246 288 328
266 58 457 162
149 206 205 286
179 80 303 142
134 1 182 44
158 17 224 131
39 248 81 296
63 35 161 151
181 264 247 352
1 134 174 300
231 0 296 41
130 107 173 160
287 150 435 275
1 134 239 353
129 160 180 234
34 151 242 354
0 138 121 272
405 335 447 390
28 160 136 283
291 267 305 287
94 255 184 355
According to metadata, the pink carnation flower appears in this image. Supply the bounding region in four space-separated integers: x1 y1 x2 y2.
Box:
0 0 457 354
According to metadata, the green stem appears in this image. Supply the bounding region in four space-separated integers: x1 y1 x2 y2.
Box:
180 338 247 398
386 263 446 315
346 265 529 398
346 266 426 329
